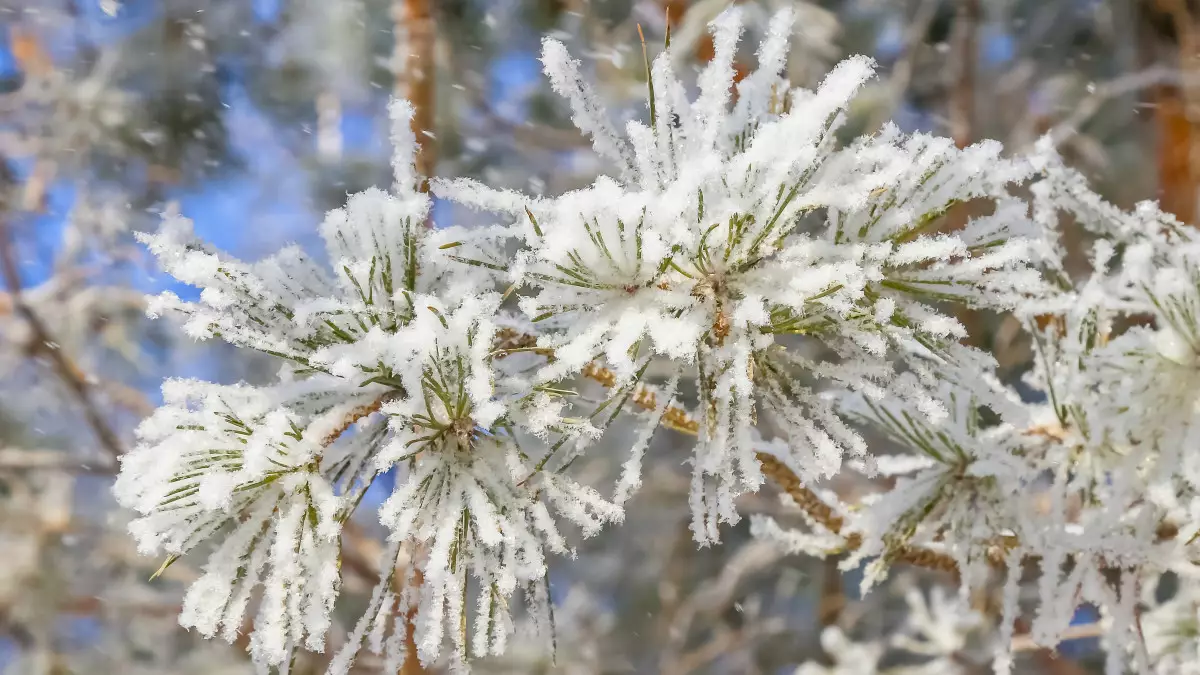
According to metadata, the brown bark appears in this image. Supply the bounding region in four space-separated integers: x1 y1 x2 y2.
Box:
391 2 436 672
943 0 989 347
395 0 437 194
1154 85 1197 223
947 0 980 151
1145 0 1200 224
661 0 687 29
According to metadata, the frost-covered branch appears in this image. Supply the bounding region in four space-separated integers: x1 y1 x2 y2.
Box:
113 8 1200 674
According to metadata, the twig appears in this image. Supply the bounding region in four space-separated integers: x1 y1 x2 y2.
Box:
1042 67 1191 149
320 395 393 448
756 451 961 576
0 447 116 474
665 621 785 675
1010 621 1105 653
0 216 124 460
575 352 1183 582
817 555 845 627
578 361 962 575
947 0 981 150
867 0 940 131
660 540 783 674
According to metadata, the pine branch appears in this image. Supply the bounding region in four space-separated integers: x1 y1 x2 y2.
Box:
579 360 962 575
581 360 1186 578
756 451 961 576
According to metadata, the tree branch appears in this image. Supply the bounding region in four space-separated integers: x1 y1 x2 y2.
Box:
578 361 962 575
948 0 981 150
0 216 123 460
0 447 116 474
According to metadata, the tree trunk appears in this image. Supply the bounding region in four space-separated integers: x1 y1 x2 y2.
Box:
394 0 437 194
392 2 435 672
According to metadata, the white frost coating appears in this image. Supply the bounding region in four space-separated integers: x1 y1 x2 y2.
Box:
539 38 634 179
460 8 1043 548
729 6 794 136
117 382 347 667
389 97 421 194
692 7 744 155
117 7 1200 674
613 375 680 506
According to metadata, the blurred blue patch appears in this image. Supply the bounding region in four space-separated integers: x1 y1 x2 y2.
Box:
0 25 22 94
341 108 380 157
548 567 572 606
893 101 934 134
1071 603 1099 625
170 81 320 259
2 158 74 289
175 177 262 252
56 615 102 650
253 0 284 25
1058 604 1101 659
77 0 159 47
432 197 454 229
982 30 1016 66
488 51 541 124
360 466 396 509
1012 377 1048 404
873 18 905 62
0 636 14 670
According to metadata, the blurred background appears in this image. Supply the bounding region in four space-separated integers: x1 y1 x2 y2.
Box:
0 0 1189 673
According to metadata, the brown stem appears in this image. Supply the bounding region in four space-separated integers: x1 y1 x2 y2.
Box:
320 395 392 448
578 361 962 575
756 451 961 576
817 555 845 627
1154 0 1200 225
398 566 425 675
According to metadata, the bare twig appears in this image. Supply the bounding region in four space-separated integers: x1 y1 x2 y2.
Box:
1011 621 1104 653
756 452 962 576
660 540 783 674
1041 67 1192 149
0 447 115 474
0 216 124 460
320 395 393 448
868 0 940 131
817 555 845 627
947 0 981 150
1159 0 1200 225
